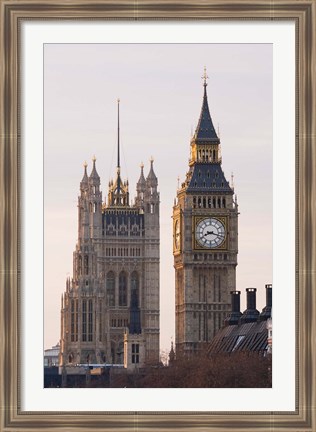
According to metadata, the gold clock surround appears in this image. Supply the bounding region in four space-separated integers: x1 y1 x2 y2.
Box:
193 215 228 251
173 217 181 253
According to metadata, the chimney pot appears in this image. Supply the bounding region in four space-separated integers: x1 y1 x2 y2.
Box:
240 288 260 324
260 284 272 321
224 290 242 326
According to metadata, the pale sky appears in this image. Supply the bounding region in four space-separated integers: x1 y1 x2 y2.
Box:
44 43 272 353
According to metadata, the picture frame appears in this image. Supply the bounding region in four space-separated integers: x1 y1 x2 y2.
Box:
1 0 315 430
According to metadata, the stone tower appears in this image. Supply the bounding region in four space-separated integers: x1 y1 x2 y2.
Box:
60 100 160 366
173 70 238 355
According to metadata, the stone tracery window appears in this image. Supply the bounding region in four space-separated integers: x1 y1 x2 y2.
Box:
106 271 115 306
119 272 127 306
131 271 139 306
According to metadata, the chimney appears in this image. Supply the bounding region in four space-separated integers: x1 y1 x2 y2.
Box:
224 291 242 326
239 288 260 324
260 284 272 321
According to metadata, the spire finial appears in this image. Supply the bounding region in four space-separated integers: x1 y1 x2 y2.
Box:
81 160 88 186
202 66 208 87
231 172 235 190
92 155 96 163
140 161 144 169
150 156 154 164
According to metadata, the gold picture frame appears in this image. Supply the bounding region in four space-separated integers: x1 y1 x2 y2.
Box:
1 0 315 430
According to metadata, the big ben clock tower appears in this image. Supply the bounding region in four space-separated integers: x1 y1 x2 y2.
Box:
173 69 238 355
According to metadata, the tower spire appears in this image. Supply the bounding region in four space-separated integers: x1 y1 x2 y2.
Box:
108 99 129 207
117 98 120 171
116 98 121 196
194 68 219 143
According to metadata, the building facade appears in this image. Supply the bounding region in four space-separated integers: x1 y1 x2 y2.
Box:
60 101 160 366
44 343 60 367
173 71 238 354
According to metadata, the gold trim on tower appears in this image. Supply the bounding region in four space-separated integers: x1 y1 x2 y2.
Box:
173 211 182 255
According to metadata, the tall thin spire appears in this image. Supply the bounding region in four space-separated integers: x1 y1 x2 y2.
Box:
117 98 121 195
117 98 120 170
107 98 129 207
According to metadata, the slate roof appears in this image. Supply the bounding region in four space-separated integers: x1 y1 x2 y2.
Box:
194 83 219 143
208 321 269 355
187 163 232 193
81 164 88 185
89 158 100 180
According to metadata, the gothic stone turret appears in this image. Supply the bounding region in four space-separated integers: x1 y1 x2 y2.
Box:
60 101 160 367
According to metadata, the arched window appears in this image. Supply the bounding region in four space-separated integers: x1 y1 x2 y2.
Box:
82 300 87 341
88 299 93 342
78 255 82 275
130 271 139 307
119 272 127 306
70 300 78 342
84 255 89 275
106 271 115 306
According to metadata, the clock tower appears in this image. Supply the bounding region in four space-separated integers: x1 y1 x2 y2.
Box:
173 70 238 355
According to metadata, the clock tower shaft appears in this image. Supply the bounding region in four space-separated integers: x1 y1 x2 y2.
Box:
173 71 238 355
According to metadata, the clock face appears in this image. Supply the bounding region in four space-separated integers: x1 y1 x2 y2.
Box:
174 219 180 249
195 217 226 249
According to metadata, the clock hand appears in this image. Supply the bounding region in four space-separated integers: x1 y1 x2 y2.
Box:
204 230 225 238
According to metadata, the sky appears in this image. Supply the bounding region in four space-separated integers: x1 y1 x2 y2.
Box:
44 43 273 353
